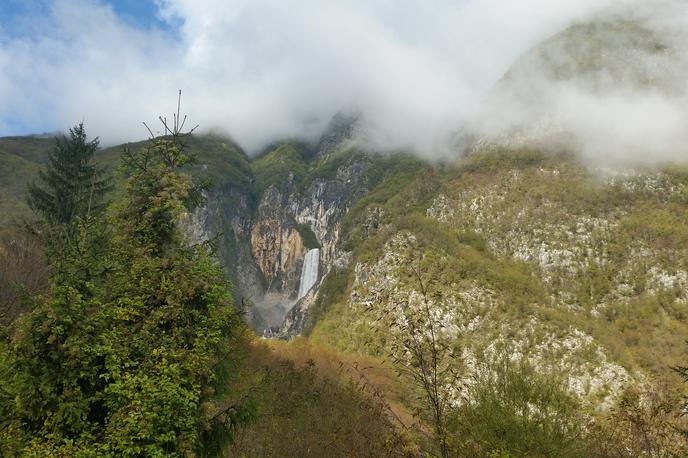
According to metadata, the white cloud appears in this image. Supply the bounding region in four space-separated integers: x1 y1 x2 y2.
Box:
472 1 688 165
1 0 686 164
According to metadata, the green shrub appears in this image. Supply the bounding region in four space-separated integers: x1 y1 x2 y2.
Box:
295 222 320 249
452 353 587 457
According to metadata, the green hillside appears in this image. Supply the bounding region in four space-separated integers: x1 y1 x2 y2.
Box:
0 133 253 227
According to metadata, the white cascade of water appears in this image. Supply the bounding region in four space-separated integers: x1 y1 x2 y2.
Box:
297 248 320 300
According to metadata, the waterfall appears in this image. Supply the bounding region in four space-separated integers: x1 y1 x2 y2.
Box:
297 248 320 300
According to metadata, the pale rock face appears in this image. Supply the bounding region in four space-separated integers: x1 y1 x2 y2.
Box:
427 169 688 309
180 204 211 246
289 159 367 267
647 267 688 302
290 187 339 265
250 219 306 287
241 157 370 336
602 170 684 199
177 180 266 328
278 278 322 338
236 121 367 338
348 232 635 409
269 160 369 336
418 165 688 409
250 186 307 289
429 188 612 290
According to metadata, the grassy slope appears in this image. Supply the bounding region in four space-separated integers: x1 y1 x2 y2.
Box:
0 151 41 227
0 136 54 164
250 142 311 198
429 151 688 380
227 338 419 457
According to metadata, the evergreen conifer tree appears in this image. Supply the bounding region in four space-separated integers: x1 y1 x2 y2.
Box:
27 123 111 226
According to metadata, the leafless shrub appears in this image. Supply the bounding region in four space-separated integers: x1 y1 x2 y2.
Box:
0 228 49 325
587 380 688 458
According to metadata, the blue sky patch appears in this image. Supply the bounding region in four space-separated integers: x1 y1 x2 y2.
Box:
0 0 171 35
102 0 169 30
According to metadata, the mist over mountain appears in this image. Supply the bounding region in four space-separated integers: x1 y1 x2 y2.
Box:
477 8 688 166
4 2 688 455
2 0 686 164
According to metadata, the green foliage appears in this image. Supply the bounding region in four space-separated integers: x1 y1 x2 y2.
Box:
1 134 249 456
185 134 253 190
621 204 688 251
587 381 688 457
0 229 48 325
360 152 425 190
460 148 555 174
371 212 544 309
28 123 111 227
340 154 428 245
303 265 352 336
297 148 361 192
0 151 40 226
294 222 320 249
24 124 112 275
0 132 255 232
378 248 458 458
0 135 54 164
116 138 195 251
251 143 310 197
453 353 587 457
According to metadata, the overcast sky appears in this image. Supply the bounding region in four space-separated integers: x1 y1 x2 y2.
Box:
1 0 684 162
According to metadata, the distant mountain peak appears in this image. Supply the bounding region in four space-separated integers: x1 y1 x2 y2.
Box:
315 112 363 156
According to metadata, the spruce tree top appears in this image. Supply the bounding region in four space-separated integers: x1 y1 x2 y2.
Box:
27 123 111 226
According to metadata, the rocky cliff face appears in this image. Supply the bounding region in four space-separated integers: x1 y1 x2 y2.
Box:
181 116 371 335
250 156 369 334
289 159 367 264
251 186 306 294
305 151 688 413
347 232 632 409
181 182 266 316
275 162 369 336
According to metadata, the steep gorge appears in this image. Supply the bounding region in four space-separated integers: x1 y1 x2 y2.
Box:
180 115 380 336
